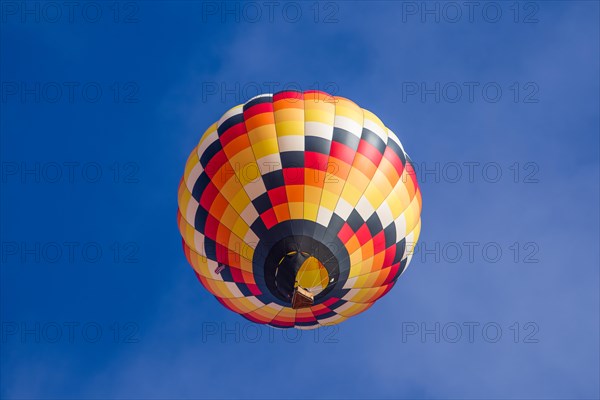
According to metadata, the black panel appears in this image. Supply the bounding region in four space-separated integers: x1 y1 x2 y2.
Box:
199 140 222 168
280 151 305 169
193 207 209 234
262 169 285 190
235 282 254 297
387 139 407 166
218 265 233 282
217 113 245 136
327 214 346 237
243 94 272 111
366 214 384 237
251 192 272 214
361 128 387 155
332 127 360 150
203 237 217 259
250 218 268 238
393 239 406 264
383 223 397 248
398 257 409 276
191 172 210 201
347 209 364 232
305 136 331 155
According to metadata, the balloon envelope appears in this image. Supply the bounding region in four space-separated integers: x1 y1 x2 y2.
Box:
177 90 422 329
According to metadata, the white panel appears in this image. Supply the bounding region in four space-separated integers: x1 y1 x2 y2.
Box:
257 153 282 174
394 214 407 240
316 206 333 227
225 282 244 298
243 179 267 200
343 276 358 289
241 203 259 226
305 121 333 139
355 197 375 221
243 230 260 247
193 231 205 256
334 115 362 138
197 128 219 155
334 197 354 220
363 118 387 144
375 202 394 228
218 105 244 126
277 135 304 152
186 197 199 223
185 163 203 192
317 314 345 326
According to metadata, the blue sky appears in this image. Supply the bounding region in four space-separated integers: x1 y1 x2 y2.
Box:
1 1 598 398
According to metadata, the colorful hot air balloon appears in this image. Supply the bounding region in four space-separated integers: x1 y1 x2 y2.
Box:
177 90 422 329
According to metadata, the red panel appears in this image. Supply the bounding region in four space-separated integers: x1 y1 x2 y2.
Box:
372 231 386 255
241 312 265 324
379 282 395 297
244 101 273 119
215 243 231 263
329 141 355 165
283 167 304 185
229 267 244 283
260 208 278 229
384 263 400 284
311 306 333 316
355 224 372 246
199 182 219 211
383 246 396 266
268 186 288 206
305 151 329 171
219 121 247 147
274 91 303 102
337 223 355 243
357 140 383 166
295 314 318 323
271 317 295 328
383 147 405 177
405 161 418 187
204 214 220 241
322 297 340 307
247 283 262 296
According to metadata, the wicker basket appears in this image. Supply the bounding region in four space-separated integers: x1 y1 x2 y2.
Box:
291 286 314 309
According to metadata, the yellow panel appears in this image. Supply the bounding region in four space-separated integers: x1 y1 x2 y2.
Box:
305 108 334 123
339 182 365 208
319 188 340 211
231 217 250 241
332 97 363 122
304 203 319 222
362 186 385 210
335 302 373 317
183 146 200 179
222 296 263 314
251 304 282 320
363 110 386 132
304 185 322 220
403 195 422 234
247 123 277 143
198 122 218 146
252 138 279 159
229 190 251 215
288 202 304 220
275 120 304 136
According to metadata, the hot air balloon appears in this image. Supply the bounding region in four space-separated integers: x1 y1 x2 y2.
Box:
177 90 422 329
